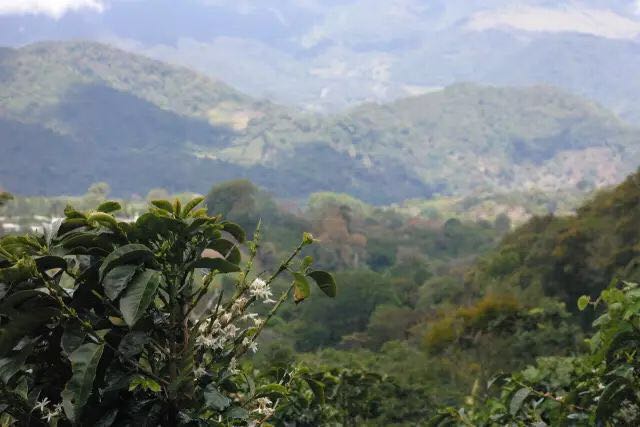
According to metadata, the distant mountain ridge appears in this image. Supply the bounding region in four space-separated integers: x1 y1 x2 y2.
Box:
0 41 638 204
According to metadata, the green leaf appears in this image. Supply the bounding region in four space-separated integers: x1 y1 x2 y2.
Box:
34 255 67 272
224 406 249 420
255 383 288 398
62 322 87 356
119 270 162 326
204 384 231 411
99 244 155 281
0 341 34 383
293 272 311 304
88 212 120 230
183 196 205 217
0 257 37 284
62 343 105 422
192 257 241 273
221 221 246 243
150 200 174 213
301 255 313 271
118 331 149 358
129 375 161 393
64 205 86 219
509 387 530 416
307 270 337 298
173 199 182 217
577 295 590 311
97 201 122 214
207 239 241 264
305 378 326 404
103 265 138 301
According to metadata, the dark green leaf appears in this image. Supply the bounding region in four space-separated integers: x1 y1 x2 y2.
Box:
192 257 241 273
224 406 249 420
0 341 34 383
119 270 162 326
62 322 87 356
102 265 138 301
221 222 245 243
0 308 58 356
307 270 337 297
99 244 155 281
207 239 241 264
509 387 530 416
34 255 67 272
204 384 231 411
118 331 149 358
61 342 105 422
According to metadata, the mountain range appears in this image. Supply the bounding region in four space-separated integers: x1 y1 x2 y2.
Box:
1 41 639 204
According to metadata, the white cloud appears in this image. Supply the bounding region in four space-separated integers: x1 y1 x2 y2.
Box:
0 0 105 18
468 5 640 39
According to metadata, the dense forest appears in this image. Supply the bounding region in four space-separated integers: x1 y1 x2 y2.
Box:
3 168 640 425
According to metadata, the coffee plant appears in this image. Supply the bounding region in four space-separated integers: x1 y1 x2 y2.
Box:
0 197 336 426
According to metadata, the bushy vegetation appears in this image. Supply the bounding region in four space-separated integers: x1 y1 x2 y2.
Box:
0 196 335 425
3 167 640 425
431 281 640 426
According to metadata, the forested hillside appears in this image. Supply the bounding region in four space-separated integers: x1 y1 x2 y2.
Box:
1 41 639 203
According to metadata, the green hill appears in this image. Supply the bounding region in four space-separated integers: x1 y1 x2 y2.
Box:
1 41 639 203
469 169 640 314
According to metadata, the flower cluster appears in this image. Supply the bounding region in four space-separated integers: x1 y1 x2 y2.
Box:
253 396 275 417
33 397 63 423
249 278 275 303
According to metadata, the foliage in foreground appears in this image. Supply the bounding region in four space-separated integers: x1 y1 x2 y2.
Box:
431 281 640 426
0 197 335 426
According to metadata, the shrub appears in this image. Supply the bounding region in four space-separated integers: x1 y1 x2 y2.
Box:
0 197 335 426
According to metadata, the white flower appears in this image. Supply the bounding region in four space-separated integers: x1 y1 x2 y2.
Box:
220 311 232 324
263 297 276 305
249 278 273 301
232 297 248 313
224 324 239 338
241 337 258 352
254 396 274 416
193 367 207 378
42 411 55 423
242 312 258 321
34 397 50 412
253 318 264 327
196 335 215 348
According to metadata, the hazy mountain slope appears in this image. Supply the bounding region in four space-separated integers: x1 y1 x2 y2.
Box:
484 34 640 123
0 41 269 129
233 84 640 199
0 41 639 203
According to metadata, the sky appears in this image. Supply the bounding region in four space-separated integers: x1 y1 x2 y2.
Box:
1 0 640 110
